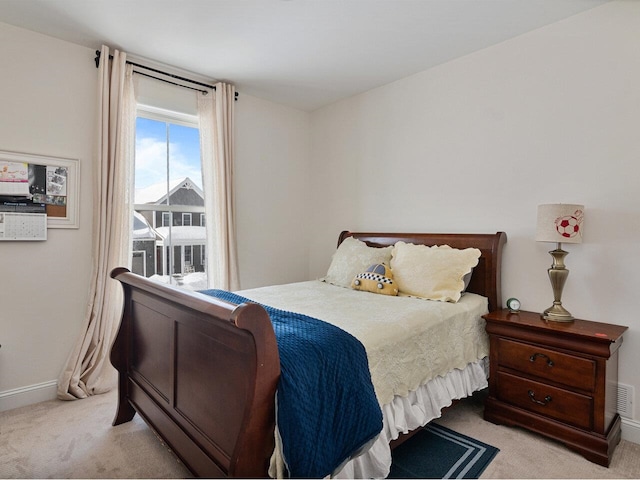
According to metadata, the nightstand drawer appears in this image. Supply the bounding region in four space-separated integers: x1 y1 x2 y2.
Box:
497 338 596 391
496 371 593 430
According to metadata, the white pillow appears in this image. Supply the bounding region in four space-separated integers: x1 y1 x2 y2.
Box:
390 242 481 302
323 237 393 288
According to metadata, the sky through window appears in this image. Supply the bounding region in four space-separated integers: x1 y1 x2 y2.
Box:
135 117 202 192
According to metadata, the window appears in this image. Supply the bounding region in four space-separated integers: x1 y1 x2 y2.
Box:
133 107 208 290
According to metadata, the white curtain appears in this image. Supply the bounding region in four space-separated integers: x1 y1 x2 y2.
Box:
57 46 136 400
198 83 240 291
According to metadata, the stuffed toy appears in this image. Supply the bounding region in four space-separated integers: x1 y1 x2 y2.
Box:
351 263 398 296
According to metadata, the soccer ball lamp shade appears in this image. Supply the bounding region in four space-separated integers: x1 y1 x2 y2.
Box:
536 204 584 322
536 204 584 244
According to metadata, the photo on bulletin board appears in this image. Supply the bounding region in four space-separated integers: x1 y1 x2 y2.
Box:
0 150 79 228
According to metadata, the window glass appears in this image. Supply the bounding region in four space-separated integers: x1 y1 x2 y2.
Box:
132 113 207 291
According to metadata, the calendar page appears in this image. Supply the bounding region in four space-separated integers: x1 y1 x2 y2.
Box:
0 212 47 240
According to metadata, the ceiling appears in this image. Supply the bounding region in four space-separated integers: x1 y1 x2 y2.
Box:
0 0 609 111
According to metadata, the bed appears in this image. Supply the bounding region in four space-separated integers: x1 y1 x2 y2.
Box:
110 230 506 478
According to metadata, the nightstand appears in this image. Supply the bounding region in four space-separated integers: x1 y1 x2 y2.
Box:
483 309 627 467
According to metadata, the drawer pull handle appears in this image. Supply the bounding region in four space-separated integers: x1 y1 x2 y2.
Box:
529 353 554 367
528 389 552 406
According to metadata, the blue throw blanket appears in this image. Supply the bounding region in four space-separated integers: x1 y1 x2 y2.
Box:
200 289 383 478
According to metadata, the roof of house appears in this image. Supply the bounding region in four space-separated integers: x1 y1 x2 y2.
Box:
155 225 206 245
132 211 157 240
134 177 204 205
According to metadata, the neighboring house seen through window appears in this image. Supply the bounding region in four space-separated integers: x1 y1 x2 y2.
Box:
132 109 208 290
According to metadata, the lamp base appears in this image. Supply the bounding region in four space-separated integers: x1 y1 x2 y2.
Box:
542 245 575 323
542 303 574 322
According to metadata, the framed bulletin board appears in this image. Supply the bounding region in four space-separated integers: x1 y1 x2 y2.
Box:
0 150 80 228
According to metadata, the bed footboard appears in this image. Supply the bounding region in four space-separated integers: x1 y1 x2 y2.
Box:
109 267 280 478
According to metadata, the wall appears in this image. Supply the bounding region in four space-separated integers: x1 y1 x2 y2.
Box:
235 93 312 289
0 21 312 410
309 0 640 439
0 22 95 409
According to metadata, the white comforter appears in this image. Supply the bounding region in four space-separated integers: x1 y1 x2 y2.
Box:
238 280 489 405
237 280 490 478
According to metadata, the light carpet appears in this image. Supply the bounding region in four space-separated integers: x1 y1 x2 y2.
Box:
1 388 640 478
0 389 191 478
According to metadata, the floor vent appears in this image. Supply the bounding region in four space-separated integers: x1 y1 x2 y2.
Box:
617 383 634 419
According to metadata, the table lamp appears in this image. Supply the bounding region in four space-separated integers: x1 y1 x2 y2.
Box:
536 203 584 322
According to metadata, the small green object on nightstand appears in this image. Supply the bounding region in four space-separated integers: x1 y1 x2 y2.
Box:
506 297 521 312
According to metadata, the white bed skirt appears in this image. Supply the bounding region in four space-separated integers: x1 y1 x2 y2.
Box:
333 358 489 479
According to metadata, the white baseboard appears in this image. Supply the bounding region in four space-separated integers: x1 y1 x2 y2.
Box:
621 417 640 445
0 380 58 412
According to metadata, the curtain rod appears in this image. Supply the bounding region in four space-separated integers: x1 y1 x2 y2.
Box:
94 50 238 100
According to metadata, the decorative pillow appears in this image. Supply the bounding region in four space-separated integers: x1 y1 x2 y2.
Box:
351 263 399 296
437 245 474 292
322 236 393 288
390 242 481 302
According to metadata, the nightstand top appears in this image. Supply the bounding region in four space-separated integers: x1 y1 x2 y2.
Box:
483 309 628 344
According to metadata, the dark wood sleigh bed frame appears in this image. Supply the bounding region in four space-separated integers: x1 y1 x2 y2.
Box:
109 231 507 478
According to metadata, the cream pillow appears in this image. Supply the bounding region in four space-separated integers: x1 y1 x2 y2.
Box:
322 237 393 288
390 241 481 302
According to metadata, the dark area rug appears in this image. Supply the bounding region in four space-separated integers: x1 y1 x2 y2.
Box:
388 423 499 479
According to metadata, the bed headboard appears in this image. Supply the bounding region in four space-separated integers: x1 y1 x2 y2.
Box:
337 231 507 313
